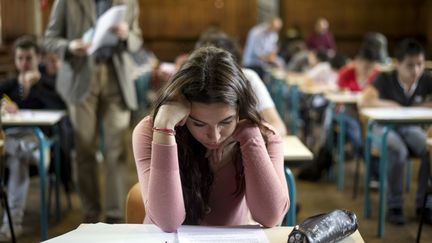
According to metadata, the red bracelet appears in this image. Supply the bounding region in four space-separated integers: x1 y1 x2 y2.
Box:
152 127 176 136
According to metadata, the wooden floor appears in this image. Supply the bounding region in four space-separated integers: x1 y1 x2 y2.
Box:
7 151 432 243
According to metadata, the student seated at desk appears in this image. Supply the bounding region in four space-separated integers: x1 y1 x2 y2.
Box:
297 51 347 140
132 47 289 232
0 36 66 240
359 39 432 225
299 46 380 181
324 46 380 156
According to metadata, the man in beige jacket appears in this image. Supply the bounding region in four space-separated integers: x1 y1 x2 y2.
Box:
44 0 143 223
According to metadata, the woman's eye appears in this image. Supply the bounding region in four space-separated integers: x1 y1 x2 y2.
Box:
220 120 232 126
193 122 205 127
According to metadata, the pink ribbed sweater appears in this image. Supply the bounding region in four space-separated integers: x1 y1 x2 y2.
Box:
132 116 289 232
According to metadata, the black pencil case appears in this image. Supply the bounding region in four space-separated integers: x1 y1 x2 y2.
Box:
287 209 358 243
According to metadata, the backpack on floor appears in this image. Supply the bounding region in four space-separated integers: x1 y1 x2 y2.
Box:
297 145 333 181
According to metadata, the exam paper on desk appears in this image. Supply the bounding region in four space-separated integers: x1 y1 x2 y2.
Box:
177 225 269 243
42 223 176 243
361 107 432 120
1 110 65 124
42 224 269 243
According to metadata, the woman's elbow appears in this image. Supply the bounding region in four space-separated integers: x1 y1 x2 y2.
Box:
156 217 184 233
149 211 185 233
256 197 290 227
159 223 181 233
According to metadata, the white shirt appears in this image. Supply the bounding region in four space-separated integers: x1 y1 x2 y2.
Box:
242 23 279 67
242 68 275 112
306 62 338 86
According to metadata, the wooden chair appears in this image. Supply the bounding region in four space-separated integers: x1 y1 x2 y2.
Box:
125 182 145 223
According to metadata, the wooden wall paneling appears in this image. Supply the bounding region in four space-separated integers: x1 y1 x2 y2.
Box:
221 0 257 47
420 0 432 58
1 0 34 42
280 0 426 57
139 0 257 61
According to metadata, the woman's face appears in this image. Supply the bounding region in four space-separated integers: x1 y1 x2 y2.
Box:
186 102 238 149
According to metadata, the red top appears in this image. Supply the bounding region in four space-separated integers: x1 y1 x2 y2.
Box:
337 64 380 91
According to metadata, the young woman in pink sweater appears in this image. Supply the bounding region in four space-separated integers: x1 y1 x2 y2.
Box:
132 47 289 232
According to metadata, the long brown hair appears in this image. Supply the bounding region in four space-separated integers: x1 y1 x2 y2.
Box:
152 47 262 224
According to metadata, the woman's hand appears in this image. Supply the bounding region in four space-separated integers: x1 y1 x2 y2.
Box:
68 39 90 56
206 136 237 171
111 22 129 40
232 119 261 143
154 100 191 129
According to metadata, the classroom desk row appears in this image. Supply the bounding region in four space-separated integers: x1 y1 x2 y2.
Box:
40 136 357 243
1 109 314 241
268 67 432 237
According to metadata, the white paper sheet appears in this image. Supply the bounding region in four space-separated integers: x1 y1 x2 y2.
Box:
177 225 269 243
2 110 65 125
43 223 176 243
87 5 127 55
361 107 432 121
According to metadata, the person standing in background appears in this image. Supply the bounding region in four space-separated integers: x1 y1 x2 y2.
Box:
306 18 337 57
242 17 284 79
44 0 143 223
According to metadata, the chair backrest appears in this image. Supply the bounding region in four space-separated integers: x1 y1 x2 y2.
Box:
125 182 146 223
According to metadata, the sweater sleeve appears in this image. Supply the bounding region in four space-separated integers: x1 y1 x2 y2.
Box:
132 116 185 232
236 123 289 227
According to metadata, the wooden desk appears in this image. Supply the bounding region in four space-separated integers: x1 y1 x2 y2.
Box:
360 107 432 237
43 224 365 243
2 110 66 241
285 72 306 86
325 92 361 104
361 107 432 123
2 110 65 126
283 135 313 162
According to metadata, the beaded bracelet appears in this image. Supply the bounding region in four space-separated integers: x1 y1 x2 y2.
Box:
152 127 176 136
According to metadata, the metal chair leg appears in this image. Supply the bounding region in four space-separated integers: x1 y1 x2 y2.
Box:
352 157 361 199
